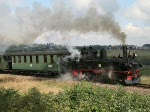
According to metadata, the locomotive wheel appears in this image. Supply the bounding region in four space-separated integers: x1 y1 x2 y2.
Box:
111 73 120 84
85 72 93 80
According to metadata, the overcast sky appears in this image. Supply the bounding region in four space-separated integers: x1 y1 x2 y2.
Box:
0 0 149 46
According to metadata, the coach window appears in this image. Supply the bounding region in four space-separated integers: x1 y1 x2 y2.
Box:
13 56 16 63
8 56 11 61
3 56 7 61
36 55 39 63
24 56 27 63
30 56 32 63
18 56 21 63
50 55 54 64
44 55 47 63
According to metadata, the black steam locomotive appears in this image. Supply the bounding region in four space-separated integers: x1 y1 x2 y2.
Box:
64 46 142 84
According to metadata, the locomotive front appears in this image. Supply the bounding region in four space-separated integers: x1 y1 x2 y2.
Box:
117 46 142 84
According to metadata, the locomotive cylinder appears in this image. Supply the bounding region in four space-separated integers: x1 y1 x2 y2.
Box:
100 49 107 59
122 45 127 58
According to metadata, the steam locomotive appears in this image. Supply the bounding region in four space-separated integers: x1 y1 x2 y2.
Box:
63 45 142 84
0 44 142 84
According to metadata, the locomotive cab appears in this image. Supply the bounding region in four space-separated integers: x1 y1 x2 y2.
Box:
80 47 98 59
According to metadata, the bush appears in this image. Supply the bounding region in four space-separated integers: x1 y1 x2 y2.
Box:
0 82 149 112
0 88 21 112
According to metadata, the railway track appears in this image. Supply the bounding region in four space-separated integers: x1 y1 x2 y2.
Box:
135 84 150 89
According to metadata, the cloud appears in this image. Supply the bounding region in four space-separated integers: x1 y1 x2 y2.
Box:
125 0 150 22
0 0 22 7
70 0 92 10
124 23 150 46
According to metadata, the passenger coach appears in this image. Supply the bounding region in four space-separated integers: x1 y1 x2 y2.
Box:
0 49 70 75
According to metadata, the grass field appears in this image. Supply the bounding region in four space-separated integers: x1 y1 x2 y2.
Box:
140 76 150 85
0 74 149 94
0 74 76 94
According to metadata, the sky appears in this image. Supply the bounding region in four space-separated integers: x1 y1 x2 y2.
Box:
0 0 149 46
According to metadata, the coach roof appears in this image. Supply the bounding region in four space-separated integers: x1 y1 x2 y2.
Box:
1 49 71 56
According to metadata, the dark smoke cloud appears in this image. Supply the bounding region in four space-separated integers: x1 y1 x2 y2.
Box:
0 0 126 45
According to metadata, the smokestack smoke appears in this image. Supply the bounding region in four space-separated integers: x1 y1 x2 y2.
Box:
0 0 126 45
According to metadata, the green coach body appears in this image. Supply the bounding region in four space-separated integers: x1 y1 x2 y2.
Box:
12 55 58 71
2 49 70 74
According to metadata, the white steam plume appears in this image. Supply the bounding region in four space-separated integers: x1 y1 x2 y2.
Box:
67 46 80 58
58 73 75 82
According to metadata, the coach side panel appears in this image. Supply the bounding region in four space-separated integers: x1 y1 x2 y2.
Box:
12 55 61 72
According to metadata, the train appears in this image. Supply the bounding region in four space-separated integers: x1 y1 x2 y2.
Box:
0 44 142 84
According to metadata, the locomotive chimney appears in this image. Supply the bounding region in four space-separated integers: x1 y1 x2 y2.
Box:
100 49 107 59
122 45 127 58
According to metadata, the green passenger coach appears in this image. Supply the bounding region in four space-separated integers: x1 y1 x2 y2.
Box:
2 49 70 75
